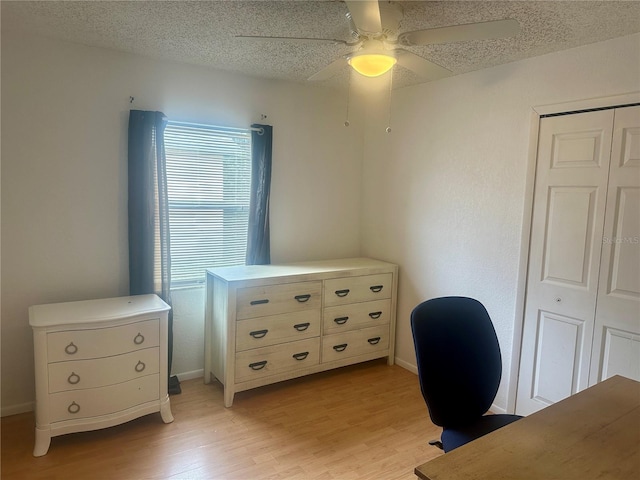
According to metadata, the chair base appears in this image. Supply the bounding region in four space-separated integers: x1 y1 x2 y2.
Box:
428 439 444 450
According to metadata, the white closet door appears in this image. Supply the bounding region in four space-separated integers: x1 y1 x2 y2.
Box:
589 106 640 385
516 109 614 416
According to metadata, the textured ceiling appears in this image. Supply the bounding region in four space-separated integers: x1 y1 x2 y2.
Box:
3 1 640 89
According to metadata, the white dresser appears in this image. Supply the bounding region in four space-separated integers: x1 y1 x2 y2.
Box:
204 258 398 407
29 294 174 456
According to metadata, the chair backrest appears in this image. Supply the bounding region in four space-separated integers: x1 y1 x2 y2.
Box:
410 296 502 428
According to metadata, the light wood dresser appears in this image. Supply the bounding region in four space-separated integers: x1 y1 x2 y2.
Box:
29 294 174 456
204 257 398 407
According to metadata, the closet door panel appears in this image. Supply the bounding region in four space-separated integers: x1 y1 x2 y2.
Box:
599 328 640 381
531 311 586 405
516 109 614 416
589 106 640 385
542 186 598 287
607 187 640 298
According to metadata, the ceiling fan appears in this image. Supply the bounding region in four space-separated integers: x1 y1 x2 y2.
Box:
236 0 521 81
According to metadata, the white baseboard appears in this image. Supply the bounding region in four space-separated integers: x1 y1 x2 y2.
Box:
175 368 204 382
2 363 422 417
2 366 498 416
2 370 205 418
1 401 34 417
394 359 509 415
394 357 418 375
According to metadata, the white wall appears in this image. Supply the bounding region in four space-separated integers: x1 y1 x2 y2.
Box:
1 30 363 414
360 33 640 412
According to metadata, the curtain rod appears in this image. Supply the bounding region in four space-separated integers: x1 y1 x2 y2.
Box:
127 99 265 133
169 119 264 135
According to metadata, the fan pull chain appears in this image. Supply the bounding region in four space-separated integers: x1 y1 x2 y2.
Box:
344 72 352 127
386 71 393 133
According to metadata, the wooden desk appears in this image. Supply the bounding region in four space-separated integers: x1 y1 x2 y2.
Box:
415 375 640 480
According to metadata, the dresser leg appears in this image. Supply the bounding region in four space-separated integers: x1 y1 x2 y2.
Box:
33 427 51 457
160 397 174 423
224 388 234 408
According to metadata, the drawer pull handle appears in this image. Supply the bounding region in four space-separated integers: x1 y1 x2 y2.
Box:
64 342 78 355
68 402 81 414
67 372 81 385
249 361 267 370
250 299 269 306
292 352 309 361
368 337 382 345
334 317 349 325
335 289 350 297
249 329 269 339
370 285 384 293
369 311 383 319
294 294 311 303
135 360 146 373
293 323 310 331
133 333 145 345
333 344 348 352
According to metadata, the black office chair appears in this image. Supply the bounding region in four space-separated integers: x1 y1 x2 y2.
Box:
410 296 522 452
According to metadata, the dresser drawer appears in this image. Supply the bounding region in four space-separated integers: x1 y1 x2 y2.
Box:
48 347 160 393
47 319 159 362
49 374 160 423
236 281 322 320
322 325 390 363
236 310 320 352
235 338 320 382
323 300 391 334
324 274 392 307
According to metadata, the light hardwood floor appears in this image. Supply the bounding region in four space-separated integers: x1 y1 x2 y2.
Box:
1 359 443 479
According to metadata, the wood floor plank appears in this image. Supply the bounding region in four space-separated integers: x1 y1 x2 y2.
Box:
1 359 443 479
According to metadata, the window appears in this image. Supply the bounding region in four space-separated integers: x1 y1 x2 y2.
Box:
164 122 251 287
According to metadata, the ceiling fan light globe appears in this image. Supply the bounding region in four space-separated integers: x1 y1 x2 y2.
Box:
348 54 396 77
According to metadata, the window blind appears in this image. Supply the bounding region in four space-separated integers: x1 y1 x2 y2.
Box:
164 122 251 287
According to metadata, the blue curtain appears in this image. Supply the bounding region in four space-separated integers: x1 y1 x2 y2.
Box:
246 124 273 265
127 110 180 394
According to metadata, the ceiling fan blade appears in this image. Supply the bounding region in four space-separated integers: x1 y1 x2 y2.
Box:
345 0 382 33
395 50 451 80
399 19 520 46
235 35 348 45
307 57 349 82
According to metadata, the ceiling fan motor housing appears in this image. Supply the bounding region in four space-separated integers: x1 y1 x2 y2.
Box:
378 1 404 40
346 1 404 41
